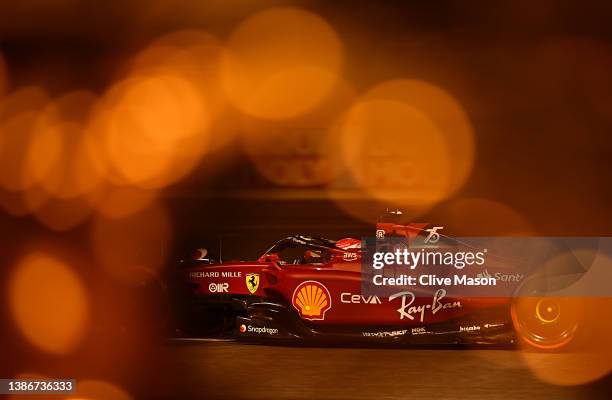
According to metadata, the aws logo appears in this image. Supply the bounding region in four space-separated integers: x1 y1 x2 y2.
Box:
291 281 331 320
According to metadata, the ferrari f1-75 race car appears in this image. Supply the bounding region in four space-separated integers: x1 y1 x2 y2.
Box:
171 219 590 351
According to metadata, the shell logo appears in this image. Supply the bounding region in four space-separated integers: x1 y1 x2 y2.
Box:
291 281 331 320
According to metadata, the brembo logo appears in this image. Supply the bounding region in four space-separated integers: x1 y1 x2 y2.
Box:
460 325 480 332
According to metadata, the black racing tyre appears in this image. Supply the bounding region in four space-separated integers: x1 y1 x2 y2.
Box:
511 295 582 351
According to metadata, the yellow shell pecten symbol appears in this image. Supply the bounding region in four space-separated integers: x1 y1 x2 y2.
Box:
292 281 331 320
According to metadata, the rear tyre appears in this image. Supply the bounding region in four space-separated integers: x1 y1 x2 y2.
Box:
511 296 582 351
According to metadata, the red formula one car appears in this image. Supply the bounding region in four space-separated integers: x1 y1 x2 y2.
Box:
172 222 584 350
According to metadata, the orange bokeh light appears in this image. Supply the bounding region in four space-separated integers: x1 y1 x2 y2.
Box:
9 252 89 354
0 111 40 192
28 121 105 200
0 87 50 202
329 79 475 223
436 197 533 235
0 86 49 120
67 379 132 400
25 91 101 200
514 250 611 385
131 30 226 117
130 30 238 155
222 7 343 119
242 122 342 187
88 71 211 189
241 79 355 187
87 184 159 219
0 87 104 223
341 99 452 203
32 196 93 232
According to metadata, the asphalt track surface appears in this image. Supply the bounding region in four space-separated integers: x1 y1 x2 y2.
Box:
150 340 611 400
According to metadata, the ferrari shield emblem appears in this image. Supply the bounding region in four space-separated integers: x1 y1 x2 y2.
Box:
245 273 260 294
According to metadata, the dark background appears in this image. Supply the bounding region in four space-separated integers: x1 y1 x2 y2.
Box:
1 1 611 399
1 1 611 252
